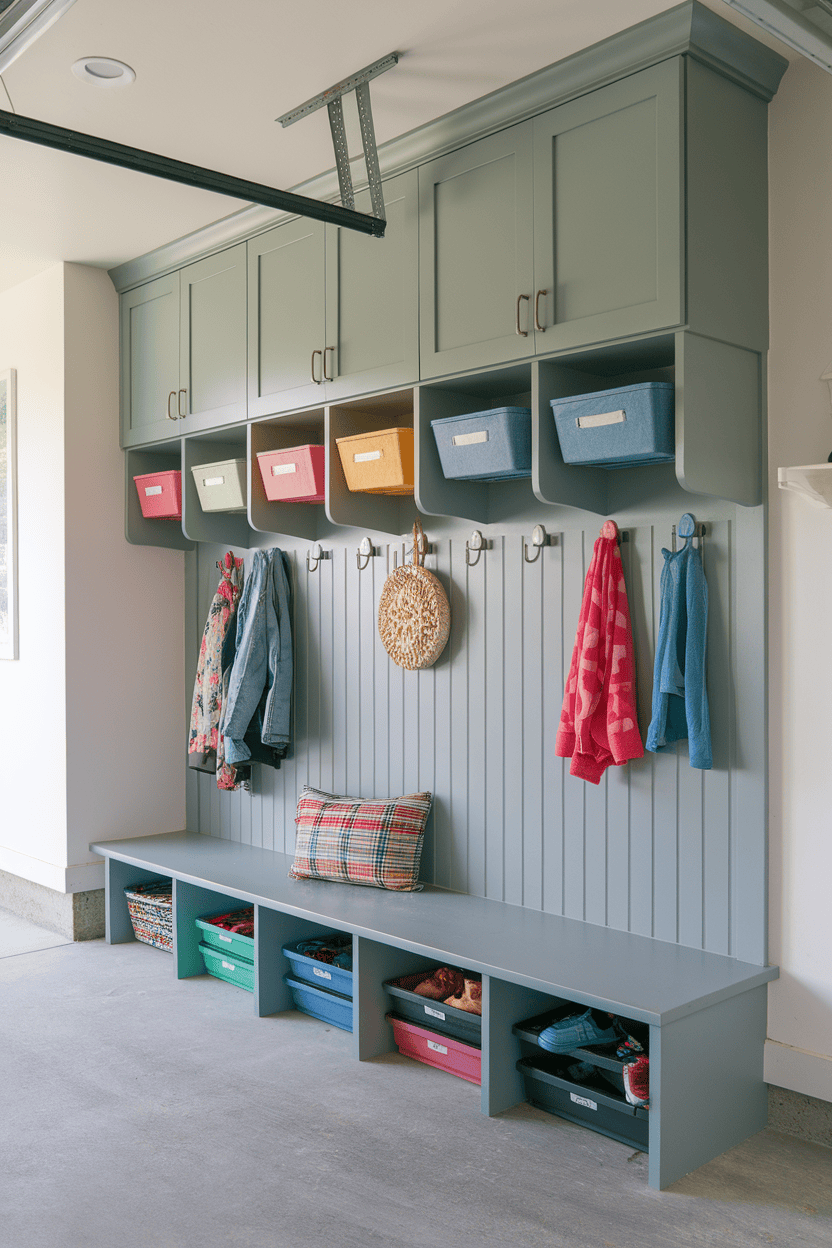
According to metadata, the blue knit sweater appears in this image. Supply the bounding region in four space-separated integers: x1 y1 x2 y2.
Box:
646 543 712 770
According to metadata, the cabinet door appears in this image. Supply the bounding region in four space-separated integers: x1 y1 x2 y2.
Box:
179 243 247 433
533 59 683 351
324 170 419 401
419 124 535 379
248 219 326 417
120 273 180 447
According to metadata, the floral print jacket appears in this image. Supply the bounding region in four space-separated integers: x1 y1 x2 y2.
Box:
188 552 244 784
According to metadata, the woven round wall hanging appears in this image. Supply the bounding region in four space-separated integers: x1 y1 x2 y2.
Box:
378 519 451 670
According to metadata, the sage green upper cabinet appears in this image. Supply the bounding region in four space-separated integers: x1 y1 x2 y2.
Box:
120 245 247 447
248 218 326 417
120 272 180 446
419 125 535 379
324 170 419 401
532 60 683 352
178 244 247 432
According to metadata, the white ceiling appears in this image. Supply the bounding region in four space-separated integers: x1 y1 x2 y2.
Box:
0 0 796 294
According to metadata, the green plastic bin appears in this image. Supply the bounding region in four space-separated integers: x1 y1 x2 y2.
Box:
199 941 255 992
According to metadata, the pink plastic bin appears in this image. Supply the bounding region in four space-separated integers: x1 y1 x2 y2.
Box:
256 444 325 503
133 470 182 519
387 1013 481 1085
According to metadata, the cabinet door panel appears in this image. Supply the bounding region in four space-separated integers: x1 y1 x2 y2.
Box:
120 273 180 447
419 124 535 378
325 170 418 400
180 244 247 432
534 59 683 350
249 219 325 417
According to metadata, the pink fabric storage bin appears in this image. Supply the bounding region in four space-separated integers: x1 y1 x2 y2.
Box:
387 1013 481 1085
256 444 325 503
133 470 182 519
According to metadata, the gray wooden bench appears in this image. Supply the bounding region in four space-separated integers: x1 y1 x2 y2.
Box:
92 831 778 1190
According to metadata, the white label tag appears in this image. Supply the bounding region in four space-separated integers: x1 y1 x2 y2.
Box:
218 933 232 943
452 430 488 447
570 1093 597 1111
354 449 382 462
203 475 225 487
313 966 332 980
576 409 626 430
221 961 234 971
427 1040 448 1055
144 485 163 496
271 462 297 476
424 1006 445 1020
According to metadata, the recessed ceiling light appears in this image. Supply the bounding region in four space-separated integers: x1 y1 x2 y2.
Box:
72 56 135 87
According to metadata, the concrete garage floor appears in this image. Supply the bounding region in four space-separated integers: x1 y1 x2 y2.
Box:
2 928 831 1248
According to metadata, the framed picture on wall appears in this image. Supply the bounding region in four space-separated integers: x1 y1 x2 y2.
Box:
0 368 18 661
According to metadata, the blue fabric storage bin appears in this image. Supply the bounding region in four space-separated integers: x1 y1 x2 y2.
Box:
550 382 674 468
431 406 532 481
283 973 353 1032
282 936 353 998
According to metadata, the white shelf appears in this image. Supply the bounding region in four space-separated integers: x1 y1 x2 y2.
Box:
777 463 832 508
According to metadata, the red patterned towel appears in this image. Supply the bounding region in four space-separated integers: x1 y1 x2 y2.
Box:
556 521 643 784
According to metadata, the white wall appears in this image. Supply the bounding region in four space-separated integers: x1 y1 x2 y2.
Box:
0 266 69 890
0 263 186 895
767 56 832 1102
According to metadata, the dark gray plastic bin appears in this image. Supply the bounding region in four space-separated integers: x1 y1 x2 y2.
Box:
517 1056 649 1151
551 382 674 468
431 406 532 481
383 975 482 1045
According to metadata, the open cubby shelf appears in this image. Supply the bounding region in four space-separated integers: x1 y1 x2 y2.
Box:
125 330 763 548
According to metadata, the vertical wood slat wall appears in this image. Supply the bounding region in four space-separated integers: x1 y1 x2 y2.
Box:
185 509 765 965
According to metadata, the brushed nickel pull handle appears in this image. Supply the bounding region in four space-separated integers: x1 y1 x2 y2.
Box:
534 289 547 333
515 293 530 337
178 388 187 418
323 346 335 382
167 391 178 420
311 349 323 384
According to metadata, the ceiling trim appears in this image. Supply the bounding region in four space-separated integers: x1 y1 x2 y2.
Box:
109 0 788 293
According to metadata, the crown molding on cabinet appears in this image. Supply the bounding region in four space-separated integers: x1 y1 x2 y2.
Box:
108 0 788 294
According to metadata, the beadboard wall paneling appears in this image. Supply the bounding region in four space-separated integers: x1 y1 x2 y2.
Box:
186 512 764 963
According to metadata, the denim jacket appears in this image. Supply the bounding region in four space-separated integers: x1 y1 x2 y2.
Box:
221 548 293 765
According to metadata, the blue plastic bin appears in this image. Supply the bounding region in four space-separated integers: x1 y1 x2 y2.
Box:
282 936 353 998
431 406 532 481
550 382 674 468
283 974 354 1032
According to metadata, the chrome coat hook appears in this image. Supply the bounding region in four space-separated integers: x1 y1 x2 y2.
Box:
524 524 557 563
356 536 379 571
306 542 330 573
465 530 491 568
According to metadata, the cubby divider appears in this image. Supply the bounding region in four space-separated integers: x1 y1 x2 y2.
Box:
125 440 194 551
248 411 335 541
326 390 416 536
182 430 253 547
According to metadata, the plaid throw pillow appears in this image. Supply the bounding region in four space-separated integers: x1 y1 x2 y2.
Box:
289 786 432 892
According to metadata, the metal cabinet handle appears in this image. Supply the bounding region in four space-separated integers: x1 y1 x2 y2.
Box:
311 349 323 384
323 346 335 382
515 293 530 337
167 391 178 420
534 289 547 333
178 388 187 418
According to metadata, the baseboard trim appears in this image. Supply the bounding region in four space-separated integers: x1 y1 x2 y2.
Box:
765 1039 832 1103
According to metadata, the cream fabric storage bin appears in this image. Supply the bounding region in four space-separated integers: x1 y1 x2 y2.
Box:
335 427 414 495
191 458 247 512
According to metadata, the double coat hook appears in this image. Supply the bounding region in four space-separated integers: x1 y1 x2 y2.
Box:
306 542 330 573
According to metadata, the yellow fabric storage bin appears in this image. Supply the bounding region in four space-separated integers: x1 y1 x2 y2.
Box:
335 427 414 494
